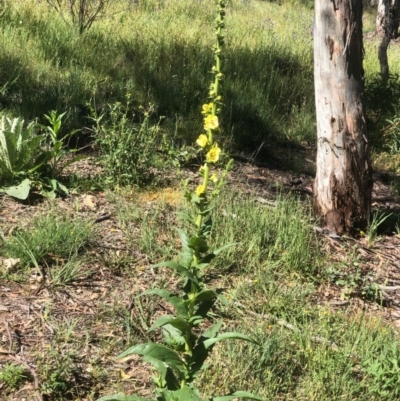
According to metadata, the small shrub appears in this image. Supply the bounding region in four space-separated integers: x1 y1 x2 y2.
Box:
44 0 112 34
92 99 173 187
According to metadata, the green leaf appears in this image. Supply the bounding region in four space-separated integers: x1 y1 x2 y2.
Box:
143 355 180 390
117 343 186 376
149 315 190 334
189 236 208 253
176 228 193 267
140 289 188 317
57 181 69 195
159 387 206 401
195 290 218 304
96 394 155 401
202 320 223 339
211 391 264 401
162 324 186 349
188 315 204 326
203 332 258 349
175 211 197 227
0 178 31 200
152 262 198 285
213 243 236 255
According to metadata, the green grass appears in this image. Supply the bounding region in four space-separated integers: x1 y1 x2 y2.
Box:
0 0 316 149
1 209 93 269
2 0 399 161
0 189 399 400
0 363 26 393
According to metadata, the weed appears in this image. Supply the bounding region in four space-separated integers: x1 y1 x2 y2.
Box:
0 363 26 392
2 211 93 269
92 100 174 187
50 254 93 286
363 342 400 400
37 347 78 397
367 210 393 248
98 3 262 400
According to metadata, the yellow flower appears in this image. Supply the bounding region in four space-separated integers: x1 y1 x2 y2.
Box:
196 134 208 148
204 115 219 130
196 184 206 197
201 103 213 115
210 173 218 183
206 144 221 163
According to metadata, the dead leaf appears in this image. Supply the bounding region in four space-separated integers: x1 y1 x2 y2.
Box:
2 258 20 271
82 194 97 210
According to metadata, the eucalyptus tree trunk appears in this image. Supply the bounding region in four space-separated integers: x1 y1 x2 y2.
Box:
313 0 373 234
376 0 400 82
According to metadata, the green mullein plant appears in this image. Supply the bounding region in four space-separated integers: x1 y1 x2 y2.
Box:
39 110 84 198
97 2 263 401
0 116 47 199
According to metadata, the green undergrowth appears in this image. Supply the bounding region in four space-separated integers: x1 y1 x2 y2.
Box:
0 0 316 149
1 209 93 269
108 190 399 401
1 191 399 400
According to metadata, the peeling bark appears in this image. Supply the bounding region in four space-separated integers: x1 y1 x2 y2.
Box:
313 0 373 234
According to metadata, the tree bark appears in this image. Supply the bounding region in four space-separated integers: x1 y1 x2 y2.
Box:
313 0 373 235
376 0 390 82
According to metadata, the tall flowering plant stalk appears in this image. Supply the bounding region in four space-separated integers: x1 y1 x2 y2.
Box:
98 2 262 401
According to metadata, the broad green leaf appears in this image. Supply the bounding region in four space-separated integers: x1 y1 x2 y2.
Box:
202 320 223 339
152 262 198 284
41 188 56 200
213 243 236 255
195 263 210 270
56 181 69 195
143 355 180 390
0 178 31 200
30 151 51 173
117 343 186 374
201 243 236 264
190 321 223 377
140 289 188 317
203 332 258 349
189 236 208 253
188 315 204 326
195 290 218 304
195 294 218 319
211 391 264 401
149 315 190 334
162 324 186 349
159 387 206 401
176 228 193 267
97 394 155 401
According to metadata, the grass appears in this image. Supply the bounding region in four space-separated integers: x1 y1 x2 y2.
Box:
0 209 93 279
0 188 399 400
1 0 400 400
0 0 316 149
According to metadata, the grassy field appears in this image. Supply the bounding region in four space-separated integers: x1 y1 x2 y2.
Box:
1 0 400 400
